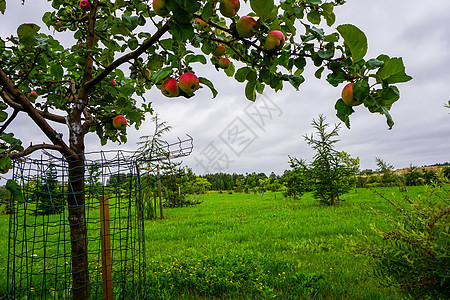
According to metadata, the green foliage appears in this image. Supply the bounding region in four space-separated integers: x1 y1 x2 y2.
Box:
5 179 24 203
146 252 324 299
282 156 311 200
0 0 412 159
336 24 367 63
303 115 360 205
33 165 65 215
351 180 450 298
375 157 397 187
0 184 13 213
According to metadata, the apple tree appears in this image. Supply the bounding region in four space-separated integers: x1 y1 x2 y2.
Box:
0 0 411 298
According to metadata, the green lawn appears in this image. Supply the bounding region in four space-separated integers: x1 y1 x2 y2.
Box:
0 187 424 299
142 187 424 299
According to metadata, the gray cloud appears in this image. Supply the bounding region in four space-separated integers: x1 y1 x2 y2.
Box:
1 0 449 177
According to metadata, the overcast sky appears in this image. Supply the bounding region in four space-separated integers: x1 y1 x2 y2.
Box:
1 0 449 176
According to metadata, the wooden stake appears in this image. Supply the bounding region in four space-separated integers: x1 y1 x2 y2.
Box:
157 165 164 219
100 195 113 300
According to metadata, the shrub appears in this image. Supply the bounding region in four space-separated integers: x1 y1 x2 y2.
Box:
351 174 449 298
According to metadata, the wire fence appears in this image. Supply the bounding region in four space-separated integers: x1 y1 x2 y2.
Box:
6 150 150 299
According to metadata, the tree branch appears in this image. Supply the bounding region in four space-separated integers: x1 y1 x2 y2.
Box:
0 108 19 134
0 68 74 157
84 21 171 90
0 89 67 124
0 143 64 159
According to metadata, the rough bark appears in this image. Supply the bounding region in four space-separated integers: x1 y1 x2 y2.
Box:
67 153 89 299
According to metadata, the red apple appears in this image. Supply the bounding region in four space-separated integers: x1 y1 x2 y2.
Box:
113 115 127 130
110 79 116 87
153 0 169 16
80 0 90 11
195 18 209 29
236 16 258 38
264 30 285 51
341 82 363 106
178 72 199 94
211 44 226 57
160 78 180 97
218 57 231 69
28 91 38 100
219 0 240 18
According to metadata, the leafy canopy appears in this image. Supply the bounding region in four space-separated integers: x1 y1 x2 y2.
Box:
0 0 412 162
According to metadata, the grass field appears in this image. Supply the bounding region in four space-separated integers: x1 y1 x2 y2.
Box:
0 187 426 299
142 187 427 299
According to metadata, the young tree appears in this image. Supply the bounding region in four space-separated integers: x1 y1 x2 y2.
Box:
234 177 245 193
258 177 271 197
375 157 396 187
283 156 310 200
33 164 65 215
0 0 411 297
192 177 211 197
304 115 359 205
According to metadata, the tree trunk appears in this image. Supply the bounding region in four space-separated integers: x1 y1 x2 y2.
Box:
67 155 90 299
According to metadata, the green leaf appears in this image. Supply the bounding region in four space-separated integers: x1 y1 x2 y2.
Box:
321 2 333 13
337 24 368 63
310 26 324 40
201 2 213 21
199 77 218 98
0 111 7 122
17 23 40 39
6 179 25 203
224 62 235 77
50 64 64 81
119 84 135 97
288 75 305 90
245 70 258 101
366 58 384 69
318 49 334 59
326 69 347 87
0 156 11 169
382 86 400 107
307 8 321 25
321 3 335 26
95 20 108 31
151 67 173 85
0 0 5 14
250 0 274 19
315 66 324 79
381 107 394 129
378 57 412 83
335 99 354 128
1 132 21 147
386 71 412 84
235 67 252 83
128 38 139 50
185 54 207 65
245 80 257 101
353 79 370 102
324 33 339 43
17 23 40 47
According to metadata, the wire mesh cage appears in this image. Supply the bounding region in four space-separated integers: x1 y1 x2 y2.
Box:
6 150 149 299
